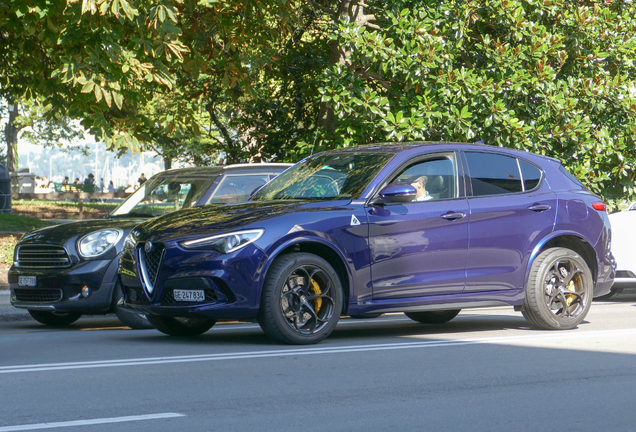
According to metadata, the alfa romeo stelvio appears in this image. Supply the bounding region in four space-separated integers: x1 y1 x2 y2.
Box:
119 143 614 344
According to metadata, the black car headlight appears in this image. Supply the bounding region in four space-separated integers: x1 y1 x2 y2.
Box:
180 229 264 254
78 229 123 257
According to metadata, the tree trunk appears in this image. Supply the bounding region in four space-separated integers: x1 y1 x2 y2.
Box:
164 156 172 170
4 103 19 172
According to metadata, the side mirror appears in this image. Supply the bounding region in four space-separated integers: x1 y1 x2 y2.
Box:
372 183 416 205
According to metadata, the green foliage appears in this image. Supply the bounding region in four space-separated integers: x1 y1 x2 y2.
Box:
2 0 636 207
316 0 636 208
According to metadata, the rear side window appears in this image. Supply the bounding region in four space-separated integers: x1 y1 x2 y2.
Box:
465 152 522 196
520 160 542 190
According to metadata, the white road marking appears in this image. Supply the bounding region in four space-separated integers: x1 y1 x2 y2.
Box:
0 413 184 431
1 328 635 375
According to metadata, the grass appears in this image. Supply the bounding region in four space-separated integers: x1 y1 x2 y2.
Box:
0 213 56 233
11 200 120 219
0 234 21 265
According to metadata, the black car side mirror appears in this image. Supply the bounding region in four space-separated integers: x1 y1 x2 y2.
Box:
371 183 416 205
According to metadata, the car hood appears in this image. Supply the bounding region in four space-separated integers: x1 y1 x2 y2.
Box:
136 200 351 243
19 217 149 245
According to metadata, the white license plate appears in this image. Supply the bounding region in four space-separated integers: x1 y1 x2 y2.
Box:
18 276 37 287
173 289 205 302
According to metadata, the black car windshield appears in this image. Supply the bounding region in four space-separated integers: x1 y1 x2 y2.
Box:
110 174 218 217
251 152 393 201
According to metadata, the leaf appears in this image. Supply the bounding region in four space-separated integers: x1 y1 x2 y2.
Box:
94 85 103 103
81 81 95 93
112 91 123 110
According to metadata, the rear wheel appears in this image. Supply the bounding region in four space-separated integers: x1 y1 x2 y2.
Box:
521 247 593 330
258 253 343 345
28 310 82 326
146 315 216 336
405 309 460 324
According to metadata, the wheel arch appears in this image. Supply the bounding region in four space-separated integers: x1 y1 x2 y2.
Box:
260 237 352 315
526 233 598 288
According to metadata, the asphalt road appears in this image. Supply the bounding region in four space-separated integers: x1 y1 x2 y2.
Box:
1 295 635 432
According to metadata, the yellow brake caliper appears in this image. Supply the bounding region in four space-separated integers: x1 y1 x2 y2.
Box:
310 279 322 312
566 279 577 306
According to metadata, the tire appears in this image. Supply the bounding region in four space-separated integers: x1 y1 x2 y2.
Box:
521 247 593 330
28 310 82 326
258 252 343 345
113 284 154 329
146 315 216 336
404 309 460 324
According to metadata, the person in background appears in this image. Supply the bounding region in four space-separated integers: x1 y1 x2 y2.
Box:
97 177 104 192
138 173 147 186
108 181 115 193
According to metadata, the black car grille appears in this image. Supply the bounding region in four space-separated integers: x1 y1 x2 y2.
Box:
16 245 71 269
124 285 150 304
161 289 217 305
14 289 62 302
138 243 165 293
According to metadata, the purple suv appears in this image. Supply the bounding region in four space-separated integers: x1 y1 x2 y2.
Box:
119 143 615 344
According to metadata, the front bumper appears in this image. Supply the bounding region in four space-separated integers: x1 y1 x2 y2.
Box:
9 258 120 314
118 241 266 321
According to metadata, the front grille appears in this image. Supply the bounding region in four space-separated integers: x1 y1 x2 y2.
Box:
138 243 165 293
616 271 636 278
14 289 62 302
16 245 71 269
161 289 217 305
124 285 150 304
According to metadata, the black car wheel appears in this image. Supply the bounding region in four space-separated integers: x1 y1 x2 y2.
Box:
113 284 154 329
146 315 216 336
404 309 461 324
258 253 343 345
28 310 82 326
522 247 593 330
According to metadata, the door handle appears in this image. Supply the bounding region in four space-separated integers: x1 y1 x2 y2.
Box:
441 212 466 220
528 204 551 212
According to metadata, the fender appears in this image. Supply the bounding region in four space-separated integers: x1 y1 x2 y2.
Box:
257 234 354 300
524 229 597 288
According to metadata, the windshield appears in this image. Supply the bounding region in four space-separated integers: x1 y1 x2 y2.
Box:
110 174 218 217
251 151 393 201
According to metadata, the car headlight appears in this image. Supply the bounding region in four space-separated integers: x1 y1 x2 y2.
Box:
180 229 264 254
78 229 123 257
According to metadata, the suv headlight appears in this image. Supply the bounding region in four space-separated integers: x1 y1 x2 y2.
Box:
78 229 123 257
180 229 264 254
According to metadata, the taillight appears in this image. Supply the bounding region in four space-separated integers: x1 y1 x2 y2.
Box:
592 201 607 211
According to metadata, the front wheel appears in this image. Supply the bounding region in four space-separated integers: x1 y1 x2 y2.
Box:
258 253 343 345
28 310 82 326
146 315 216 336
521 247 593 330
405 309 460 324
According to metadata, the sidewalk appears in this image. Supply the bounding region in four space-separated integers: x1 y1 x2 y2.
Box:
0 288 32 321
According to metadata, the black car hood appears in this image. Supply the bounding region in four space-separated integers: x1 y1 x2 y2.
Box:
135 200 351 243
19 217 148 245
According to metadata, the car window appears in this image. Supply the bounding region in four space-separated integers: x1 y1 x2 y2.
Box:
519 160 542 191
208 175 271 204
391 156 458 201
110 176 217 217
252 152 393 201
465 152 522 196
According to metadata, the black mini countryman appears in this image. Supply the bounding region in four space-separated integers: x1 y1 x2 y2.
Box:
9 163 290 328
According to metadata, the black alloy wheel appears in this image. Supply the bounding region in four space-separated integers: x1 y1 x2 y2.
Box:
258 253 343 345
